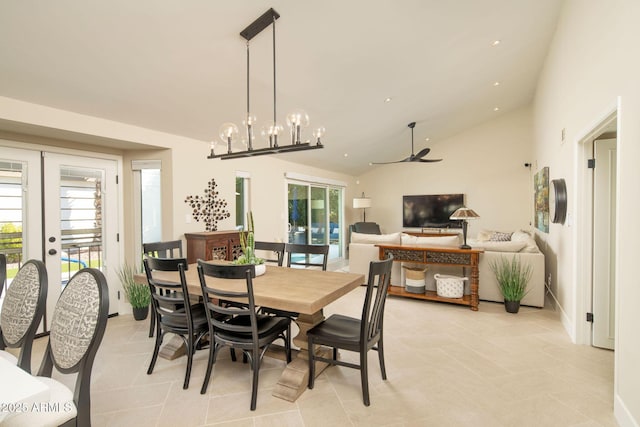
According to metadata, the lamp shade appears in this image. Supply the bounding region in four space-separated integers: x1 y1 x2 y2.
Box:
353 197 372 209
449 207 480 220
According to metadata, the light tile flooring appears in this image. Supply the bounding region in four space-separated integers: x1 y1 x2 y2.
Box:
16 278 616 426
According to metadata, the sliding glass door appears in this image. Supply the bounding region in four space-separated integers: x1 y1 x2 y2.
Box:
287 181 343 258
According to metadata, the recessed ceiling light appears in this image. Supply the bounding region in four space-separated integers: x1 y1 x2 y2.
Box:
493 107 500 112
424 137 430 142
493 81 500 86
368 162 373 166
384 97 392 103
492 40 501 46
343 153 348 158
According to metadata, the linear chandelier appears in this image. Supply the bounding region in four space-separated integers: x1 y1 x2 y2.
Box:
208 8 325 160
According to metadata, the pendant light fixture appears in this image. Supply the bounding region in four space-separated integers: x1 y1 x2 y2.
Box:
208 8 325 160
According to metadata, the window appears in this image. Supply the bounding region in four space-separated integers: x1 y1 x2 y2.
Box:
236 171 250 230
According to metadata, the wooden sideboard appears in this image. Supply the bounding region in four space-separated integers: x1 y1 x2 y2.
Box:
377 244 483 311
184 230 243 263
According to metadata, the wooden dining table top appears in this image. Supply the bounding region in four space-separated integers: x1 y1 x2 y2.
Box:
134 264 365 315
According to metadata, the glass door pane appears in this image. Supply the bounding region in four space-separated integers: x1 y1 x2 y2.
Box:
310 186 327 245
288 183 308 244
329 188 342 257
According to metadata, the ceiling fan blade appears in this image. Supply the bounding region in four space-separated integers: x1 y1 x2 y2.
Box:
416 158 443 163
371 158 409 165
413 147 431 159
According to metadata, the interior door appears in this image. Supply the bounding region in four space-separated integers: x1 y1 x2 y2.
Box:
592 138 616 350
43 152 120 329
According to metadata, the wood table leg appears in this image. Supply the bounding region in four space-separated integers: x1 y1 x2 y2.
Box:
272 310 333 402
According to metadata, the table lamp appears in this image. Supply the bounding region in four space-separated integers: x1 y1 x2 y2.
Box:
450 207 480 249
353 193 372 222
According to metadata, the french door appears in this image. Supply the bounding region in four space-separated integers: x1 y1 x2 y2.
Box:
0 146 120 331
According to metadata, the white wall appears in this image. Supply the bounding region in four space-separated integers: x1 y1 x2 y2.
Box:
358 106 534 237
532 1 640 425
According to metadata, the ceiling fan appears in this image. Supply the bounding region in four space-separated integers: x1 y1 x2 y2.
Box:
372 122 442 164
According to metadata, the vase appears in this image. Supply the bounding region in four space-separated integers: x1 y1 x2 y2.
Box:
133 305 149 321
504 300 521 314
255 264 266 276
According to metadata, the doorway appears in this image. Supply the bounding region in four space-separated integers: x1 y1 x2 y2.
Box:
286 181 344 259
576 111 618 350
0 146 121 331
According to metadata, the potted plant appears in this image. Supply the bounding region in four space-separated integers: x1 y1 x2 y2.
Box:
234 212 266 275
117 262 151 320
489 255 532 313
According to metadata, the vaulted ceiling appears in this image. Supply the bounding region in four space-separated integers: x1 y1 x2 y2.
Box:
0 1 563 175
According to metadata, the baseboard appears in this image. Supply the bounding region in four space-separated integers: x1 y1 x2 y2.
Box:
546 287 576 343
615 393 640 427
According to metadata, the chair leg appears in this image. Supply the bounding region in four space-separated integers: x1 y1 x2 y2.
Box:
377 337 387 380
230 348 237 362
360 350 370 406
148 331 164 375
250 351 260 410
308 338 315 389
184 336 194 389
285 323 292 363
201 341 217 394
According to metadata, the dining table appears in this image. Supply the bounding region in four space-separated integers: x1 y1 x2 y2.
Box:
134 263 364 402
0 356 50 422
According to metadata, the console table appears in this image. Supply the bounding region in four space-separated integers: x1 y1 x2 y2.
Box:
377 244 484 311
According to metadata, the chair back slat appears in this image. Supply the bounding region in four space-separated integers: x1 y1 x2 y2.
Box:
361 256 393 343
285 243 329 270
143 240 183 259
254 241 285 266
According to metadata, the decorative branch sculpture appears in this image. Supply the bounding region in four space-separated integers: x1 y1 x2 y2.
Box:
184 178 231 231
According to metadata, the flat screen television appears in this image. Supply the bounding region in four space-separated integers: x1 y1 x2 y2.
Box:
402 194 465 229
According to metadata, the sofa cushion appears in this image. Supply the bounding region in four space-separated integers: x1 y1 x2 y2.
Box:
402 234 460 247
511 230 540 253
470 240 526 252
351 231 401 245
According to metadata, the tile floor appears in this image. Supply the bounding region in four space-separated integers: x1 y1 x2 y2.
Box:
15 277 616 426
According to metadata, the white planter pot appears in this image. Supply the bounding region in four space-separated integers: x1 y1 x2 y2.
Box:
255 264 266 276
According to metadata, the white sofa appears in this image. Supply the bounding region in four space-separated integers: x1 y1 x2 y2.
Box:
348 230 546 308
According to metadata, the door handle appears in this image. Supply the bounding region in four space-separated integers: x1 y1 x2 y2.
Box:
48 249 57 255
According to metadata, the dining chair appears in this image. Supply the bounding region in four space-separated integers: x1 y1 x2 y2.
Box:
143 256 208 389
3 268 109 427
0 259 48 374
307 255 394 406
143 240 184 338
0 253 6 299
197 261 291 410
285 243 329 270
254 241 286 266
260 243 330 321
143 239 183 258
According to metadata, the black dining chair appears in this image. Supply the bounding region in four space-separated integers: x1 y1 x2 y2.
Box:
285 243 329 270
254 241 286 266
260 243 330 321
144 256 208 389
307 255 393 406
197 261 291 410
4 268 109 427
0 259 48 374
143 240 185 338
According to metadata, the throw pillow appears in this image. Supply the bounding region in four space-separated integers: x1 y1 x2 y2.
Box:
476 229 496 241
351 231 401 245
489 231 513 242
